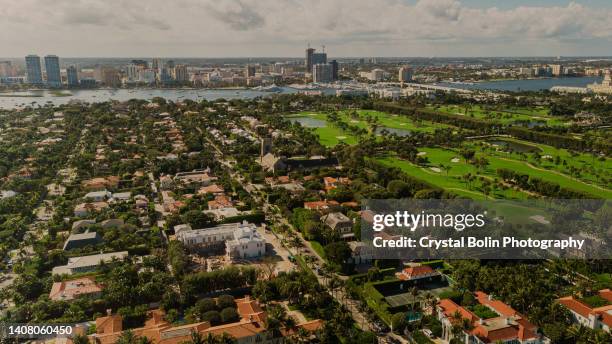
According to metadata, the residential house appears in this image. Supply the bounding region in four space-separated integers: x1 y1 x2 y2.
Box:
49 277 103 301
322 212 354 240
558 289 612 333
437 291 547 344
63 231 102 250
52 251 128 275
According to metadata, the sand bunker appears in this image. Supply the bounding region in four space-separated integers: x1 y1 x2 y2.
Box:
336 136 347 139
451 158 460 163
430 167 441 172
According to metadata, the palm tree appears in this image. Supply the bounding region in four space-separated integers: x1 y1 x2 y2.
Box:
424 292 437 316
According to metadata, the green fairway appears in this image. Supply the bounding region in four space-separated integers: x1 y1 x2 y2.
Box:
427 104 567 126
469 137 611 190
288 112 359 147
336 109 452 133
377 146 612 199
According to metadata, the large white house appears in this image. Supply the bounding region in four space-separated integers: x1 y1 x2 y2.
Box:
175 221 266 260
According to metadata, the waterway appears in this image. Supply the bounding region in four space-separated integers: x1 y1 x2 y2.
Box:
0 76 605 109
0 87 300 109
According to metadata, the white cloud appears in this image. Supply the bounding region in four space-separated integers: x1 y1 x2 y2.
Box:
1 0 611 56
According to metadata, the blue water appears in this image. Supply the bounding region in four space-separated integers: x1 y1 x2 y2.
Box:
437 76 602 92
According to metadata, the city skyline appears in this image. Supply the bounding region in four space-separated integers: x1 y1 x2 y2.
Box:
3 0 612 58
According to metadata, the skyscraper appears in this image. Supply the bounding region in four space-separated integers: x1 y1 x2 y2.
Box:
44 55 61 87
25 55 43 85
173 64 188 83
66 65 79 87
330 60 339 81
306 47 315 72
399 66 413 82
152 58 161 70
312 53 327 67
312 64 333 83
245 65 257 78
126 64 139 81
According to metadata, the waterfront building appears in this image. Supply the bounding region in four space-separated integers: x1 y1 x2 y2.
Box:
44 55 61 87
551 64 563 76
173 64 188 83
126 64 139 80
587 70 612 94
66 65 79 86
312 63 333 83
25 55 43 85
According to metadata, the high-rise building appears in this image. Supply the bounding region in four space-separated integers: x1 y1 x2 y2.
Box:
131 59 148 68
551 64 563 77
151 58 161 70
312 53 327 66
25 55 43 85
245 65 257 78
173 64 188 83
66 65 79 87
305 47 315 72
165 60 175 69
399 66 413 82
126 64 139 80
312 64 333 83
369 69 385 82
44 55 61 87
101 67 121 87
330 60 339 81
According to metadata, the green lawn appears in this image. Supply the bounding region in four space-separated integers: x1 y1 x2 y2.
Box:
469 137 611 189
377 146 612 199
427 104 567 126
309 241 326 259
288 112 359 147
336 109 452 133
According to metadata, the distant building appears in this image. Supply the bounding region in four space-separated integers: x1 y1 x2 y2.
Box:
101 67 121 87
399 66 413 82
369 69 385 81
306 47 315 72
66 65 79 86
44 55 61 87
52 251 128 275
313 63 333 83
588 70 612 94
312 52 327 66
173 64 188 83
260 153 338 173
330 60 339 80
245 65 257 78
25 55 43 85
126 64 139 80
551 64 563 76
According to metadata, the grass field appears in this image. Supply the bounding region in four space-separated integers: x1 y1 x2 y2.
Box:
289 110 454 146
377 146 612 199
469 137 611 189
288 112 359 147
336 109 452 133
427 104 567 126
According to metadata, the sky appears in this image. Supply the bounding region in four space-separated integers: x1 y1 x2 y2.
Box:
2 0 612 58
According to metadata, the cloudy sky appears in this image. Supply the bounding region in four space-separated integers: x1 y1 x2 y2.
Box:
2 0 612 57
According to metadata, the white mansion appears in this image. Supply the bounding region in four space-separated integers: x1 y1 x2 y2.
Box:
175 221 266 260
